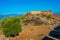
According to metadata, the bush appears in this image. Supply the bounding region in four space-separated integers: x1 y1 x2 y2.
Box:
1 16 22 37
47 15 51 20
39 34 45 36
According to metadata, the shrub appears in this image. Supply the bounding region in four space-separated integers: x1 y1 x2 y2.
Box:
47 15 51 20
1 16 22 37
39 34 45 36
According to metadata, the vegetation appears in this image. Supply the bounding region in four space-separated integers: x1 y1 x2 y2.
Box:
47 15 51 20
18 16 25 20
39 34 45 36
0 16 23 37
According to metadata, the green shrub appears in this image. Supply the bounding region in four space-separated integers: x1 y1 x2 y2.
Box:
47 15 51 20
1 16 22 37
39 34 45 36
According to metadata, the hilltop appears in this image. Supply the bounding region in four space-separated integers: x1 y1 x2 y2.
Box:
23 11 60 25
0 11 60 40
18 11 60 40
54 14 60 18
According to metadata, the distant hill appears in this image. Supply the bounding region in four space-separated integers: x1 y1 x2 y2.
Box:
0 14 23 20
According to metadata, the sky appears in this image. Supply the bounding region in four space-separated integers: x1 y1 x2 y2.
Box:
0 0 60 15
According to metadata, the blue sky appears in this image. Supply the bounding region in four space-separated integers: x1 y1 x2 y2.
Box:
0 0 60 14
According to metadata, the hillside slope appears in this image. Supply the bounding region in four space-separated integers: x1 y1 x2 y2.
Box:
0 11 60 40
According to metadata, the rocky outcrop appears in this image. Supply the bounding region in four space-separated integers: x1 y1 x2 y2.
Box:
23 11 58 26
21 11 60 40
